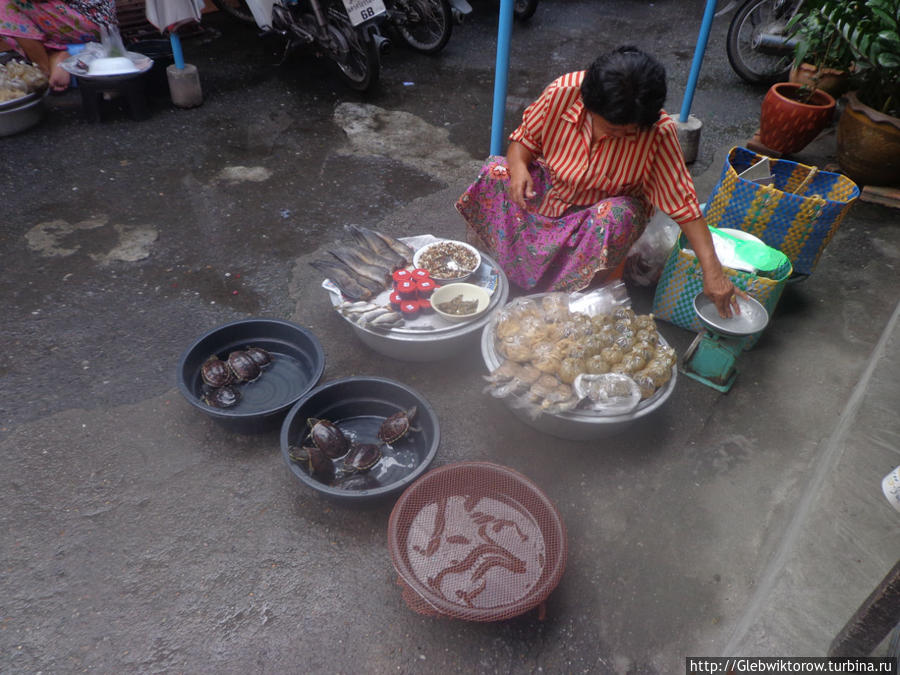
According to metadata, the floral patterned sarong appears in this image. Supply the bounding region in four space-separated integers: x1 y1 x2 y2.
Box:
0 0 112 53
456 156 651 293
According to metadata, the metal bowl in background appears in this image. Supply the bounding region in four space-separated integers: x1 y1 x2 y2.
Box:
0 90 47 137
280 377 440 504
480 297 678 441
59 50 153 83
177 318 325 434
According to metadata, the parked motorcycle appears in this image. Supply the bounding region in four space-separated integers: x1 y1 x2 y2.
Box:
384 0 455 54
212 0 389 91
514 0 537 20
719 0 802 85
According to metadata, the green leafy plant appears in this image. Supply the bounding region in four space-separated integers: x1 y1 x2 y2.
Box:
787 0 858 100
789 0 856 72
810 0 900 116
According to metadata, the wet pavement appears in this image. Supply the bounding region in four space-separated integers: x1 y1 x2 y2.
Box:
2 1 899 672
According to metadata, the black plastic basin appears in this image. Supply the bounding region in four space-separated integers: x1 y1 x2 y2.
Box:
280 377 440 504
177 318 325 434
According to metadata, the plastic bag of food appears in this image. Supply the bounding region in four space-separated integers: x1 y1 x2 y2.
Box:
540 293 571 324
492 297 542 340
573 373 641 415
568 280 631 317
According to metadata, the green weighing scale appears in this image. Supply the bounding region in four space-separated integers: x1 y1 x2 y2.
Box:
681 291 770 393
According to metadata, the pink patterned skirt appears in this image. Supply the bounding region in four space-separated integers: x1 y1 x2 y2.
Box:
456 156 650 293
0 1 103 53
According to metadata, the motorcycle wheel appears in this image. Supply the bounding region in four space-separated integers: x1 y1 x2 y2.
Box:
394 0 453 54
211 0 256 24
514 0 538 21
330 19 381 92
726 0 794 85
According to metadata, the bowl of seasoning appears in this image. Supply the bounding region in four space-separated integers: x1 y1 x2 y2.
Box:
430 283 491 323
412 240 481 284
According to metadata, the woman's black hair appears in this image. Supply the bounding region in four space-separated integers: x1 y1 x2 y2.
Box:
580 45 667 129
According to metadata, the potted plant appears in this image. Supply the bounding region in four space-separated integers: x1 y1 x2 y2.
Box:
756 0 855 155
825 0 900 186
786 0 856 96
758 83 836 155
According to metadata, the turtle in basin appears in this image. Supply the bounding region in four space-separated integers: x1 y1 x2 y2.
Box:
377 406 420 445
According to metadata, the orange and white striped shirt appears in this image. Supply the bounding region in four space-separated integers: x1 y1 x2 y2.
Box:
509 71 702 225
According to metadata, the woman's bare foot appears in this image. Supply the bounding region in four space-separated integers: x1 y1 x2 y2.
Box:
48 50 70 91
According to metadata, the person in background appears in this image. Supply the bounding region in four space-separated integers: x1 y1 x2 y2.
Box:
0 0 116 91
456 45 743 318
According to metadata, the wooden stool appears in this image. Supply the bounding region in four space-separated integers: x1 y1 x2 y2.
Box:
77 75 150 122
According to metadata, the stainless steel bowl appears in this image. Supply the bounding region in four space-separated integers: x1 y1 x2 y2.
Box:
480 295 678 440
0 89 40 112
331 251 510 362
0 91 46 137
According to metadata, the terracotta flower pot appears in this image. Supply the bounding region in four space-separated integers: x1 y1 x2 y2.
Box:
759 82 836 155
789 63 850 98
837 92 900 187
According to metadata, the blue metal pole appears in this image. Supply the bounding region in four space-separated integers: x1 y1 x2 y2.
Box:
489 0 515 155
170 32 185 70
680 0 717 122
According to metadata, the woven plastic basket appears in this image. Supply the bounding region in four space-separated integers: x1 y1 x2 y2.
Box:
388 462 567 621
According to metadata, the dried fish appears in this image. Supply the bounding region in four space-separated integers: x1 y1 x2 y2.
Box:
332 243 399 274
357 307 392 324
328 246 392 288
310 260 373 301
367 311 404 328
370 229 415 265
345 225 406 269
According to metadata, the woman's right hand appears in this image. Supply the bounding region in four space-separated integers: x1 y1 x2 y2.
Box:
506 141 537 211
508 165 536 211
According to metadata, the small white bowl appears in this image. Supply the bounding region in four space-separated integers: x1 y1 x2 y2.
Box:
412 240 481 284
88 56 139 76
430 283 491 323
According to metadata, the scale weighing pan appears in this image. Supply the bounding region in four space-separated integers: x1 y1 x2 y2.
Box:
693 292 769 337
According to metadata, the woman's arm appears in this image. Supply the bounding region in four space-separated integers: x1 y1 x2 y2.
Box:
679 215 747 318
506 141 537 211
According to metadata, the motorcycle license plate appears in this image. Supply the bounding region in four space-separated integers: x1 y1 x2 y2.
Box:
341 0 386 26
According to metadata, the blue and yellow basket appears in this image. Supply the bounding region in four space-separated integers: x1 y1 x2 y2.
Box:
652 232 793 348
703 147 859 276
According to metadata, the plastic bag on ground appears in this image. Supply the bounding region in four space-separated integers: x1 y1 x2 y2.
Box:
624 210 680 287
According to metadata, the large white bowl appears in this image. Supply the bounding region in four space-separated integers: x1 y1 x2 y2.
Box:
412 240 481 284
430 283 491 323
